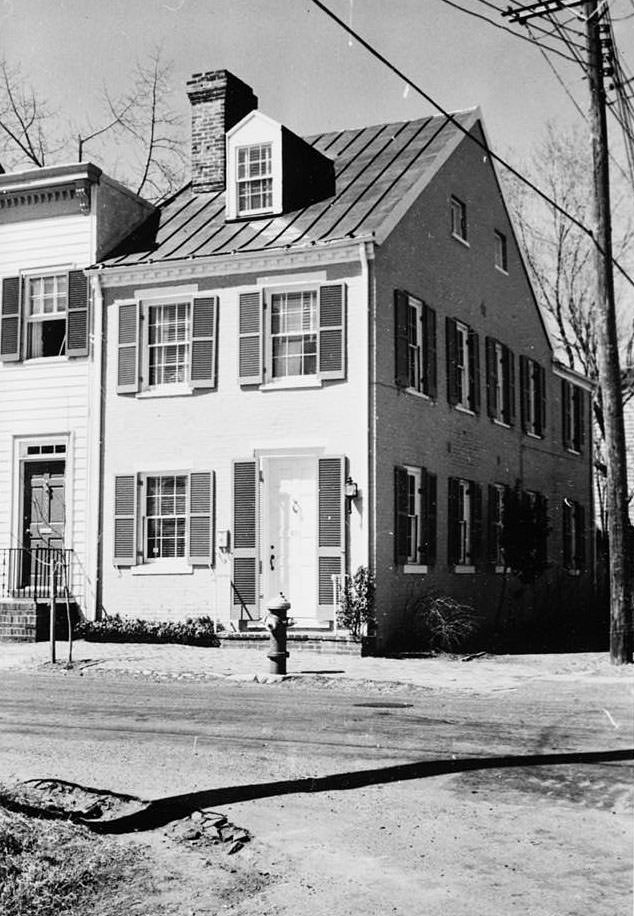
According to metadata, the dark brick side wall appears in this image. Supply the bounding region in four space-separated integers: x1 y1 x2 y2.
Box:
371 122 594 650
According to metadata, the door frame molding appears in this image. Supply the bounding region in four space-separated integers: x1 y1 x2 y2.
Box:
12 435 71 551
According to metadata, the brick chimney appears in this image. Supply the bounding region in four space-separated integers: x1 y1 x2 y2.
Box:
187 70 258 194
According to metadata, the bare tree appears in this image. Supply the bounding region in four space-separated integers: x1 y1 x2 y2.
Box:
0 47 186 202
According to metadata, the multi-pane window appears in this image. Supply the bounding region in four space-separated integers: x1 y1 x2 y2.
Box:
450 196 467 242
147 303 191 386
520 356 546 436
237 143 273 214
486 337 515 425
394 465 437 567
494 230 508 272
407 300 422 390
26 274 67 358
448 477 482 568
145 475 187 559
270 290 318 378
563 498 586 571
395 290 437 397
447 317 480 412
406 468 423 564
562 379 585 453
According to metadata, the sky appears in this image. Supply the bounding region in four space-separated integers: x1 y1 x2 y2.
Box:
2 0 634 179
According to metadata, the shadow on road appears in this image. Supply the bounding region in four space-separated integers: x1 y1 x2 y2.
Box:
95 746 633 833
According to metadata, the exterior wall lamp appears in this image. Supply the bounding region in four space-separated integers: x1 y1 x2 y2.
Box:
344 476 359 512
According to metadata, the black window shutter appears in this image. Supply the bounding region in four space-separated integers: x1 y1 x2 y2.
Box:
487 484 498 564
191 297 218 388
1 276 22 362
232 460 259 619
562 380 572 449
485 337 496 418
319 284 346 380
318 456 345 612
563 500 573 568
394 290 409 388
574 387 585 451
423 304 437 398
575 503 586 570
394 466 410 564
188 471 214 565
505 347 515 425
519 356 529 431
447 476 460 564
117 302 139 394
537 364 546 435
421 470 437 565
238 292 263 385
468 329 480 413
446 317 459 405
113 475 137 566
66 270 89 357
470 481 483 563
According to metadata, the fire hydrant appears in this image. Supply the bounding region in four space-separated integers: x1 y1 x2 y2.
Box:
264 593 292 675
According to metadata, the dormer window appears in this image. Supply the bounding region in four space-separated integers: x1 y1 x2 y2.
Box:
237 143 273 215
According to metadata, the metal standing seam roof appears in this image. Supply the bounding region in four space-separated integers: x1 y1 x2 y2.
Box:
101 110 479 268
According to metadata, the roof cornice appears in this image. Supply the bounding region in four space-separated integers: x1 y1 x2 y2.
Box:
552 359 594 391
0 162 102 192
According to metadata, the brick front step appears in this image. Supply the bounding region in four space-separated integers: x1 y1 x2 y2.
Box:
0 601 78 643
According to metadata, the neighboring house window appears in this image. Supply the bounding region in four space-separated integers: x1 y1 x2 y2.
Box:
394 290 437 397
26 274 67 358
394 465 437 567
147 303 191 386
446 317 480 412
0 271 89 363
145 475 187 559
448 477 482 568
116 296 218 395
237 284 346 386
450 196 467 242
485 337 515 425
561 379 585 453
270 290 317 378
237 143 273 214
113 471 214 567
494 230 508 272
563 498 586 572
520 356 546 437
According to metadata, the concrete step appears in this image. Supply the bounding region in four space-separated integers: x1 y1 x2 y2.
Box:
219 632 373 656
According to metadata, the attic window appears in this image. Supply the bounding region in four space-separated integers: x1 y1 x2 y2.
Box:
237 143 273 214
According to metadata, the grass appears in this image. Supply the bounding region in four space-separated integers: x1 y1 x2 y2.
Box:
0 809 137 916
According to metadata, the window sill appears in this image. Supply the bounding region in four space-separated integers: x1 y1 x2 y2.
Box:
494 265 509 276
454 565 476 574
454 404 476 417
451 233 470 248
24 356 69 364
526 431 543 440
260 377 323 391
137 384 194 399
403 564 429 575
404 387 433 401
492 418 511 429
565 447 582 456
131 562 193 576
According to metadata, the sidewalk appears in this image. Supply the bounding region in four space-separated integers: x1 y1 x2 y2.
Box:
1 638 632 693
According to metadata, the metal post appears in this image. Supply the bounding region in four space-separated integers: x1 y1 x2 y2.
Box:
49 555 56 665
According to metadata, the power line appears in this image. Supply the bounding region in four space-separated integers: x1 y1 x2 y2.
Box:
476 0 587 41
308 0 634 291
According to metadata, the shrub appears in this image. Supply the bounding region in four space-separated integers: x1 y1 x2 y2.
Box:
76 614 219 647
411 593 480 653
337 566 375 641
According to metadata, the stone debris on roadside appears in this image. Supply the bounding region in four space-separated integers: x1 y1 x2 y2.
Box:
169 808 251 854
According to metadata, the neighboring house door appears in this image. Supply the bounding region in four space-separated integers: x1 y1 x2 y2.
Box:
263 456 318 622
22 460 65 591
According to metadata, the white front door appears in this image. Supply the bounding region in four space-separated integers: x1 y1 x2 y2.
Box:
263 456 318 621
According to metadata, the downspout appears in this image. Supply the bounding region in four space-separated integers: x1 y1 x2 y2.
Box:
360 239 376 578
86 269 105 619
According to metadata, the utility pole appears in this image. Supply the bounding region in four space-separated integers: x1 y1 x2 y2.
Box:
504 0 633 663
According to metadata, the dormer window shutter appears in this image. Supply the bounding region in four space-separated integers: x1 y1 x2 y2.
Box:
117 302 140 394
113 474 138 566
188 471 214 564
1 276 22 362
191 297 218 388
238 292 263 385
318 284 346 380
66 270 90 357
395 290 410 388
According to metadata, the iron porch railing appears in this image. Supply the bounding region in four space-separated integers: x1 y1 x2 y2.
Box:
0 548 73 601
